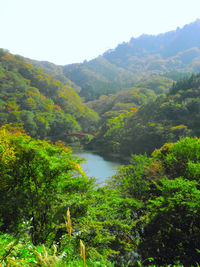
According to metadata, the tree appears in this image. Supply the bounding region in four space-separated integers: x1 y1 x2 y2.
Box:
0 124 89 245
139 177 200 266
110 137 200 265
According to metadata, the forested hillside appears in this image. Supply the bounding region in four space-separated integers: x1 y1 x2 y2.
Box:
104 19 200 72
0 49 99 142
1 18 200 267
87 76 173 117
26 58 81 92
22 20 200 102
62 57 136 101
90 73 200 158
64 19 200 101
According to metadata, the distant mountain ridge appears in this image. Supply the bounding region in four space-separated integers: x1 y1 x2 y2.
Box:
26 19 200 101
109 19 200 56
103 19 200 70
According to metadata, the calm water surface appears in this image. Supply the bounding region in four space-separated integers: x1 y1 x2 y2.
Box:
74 151 122 185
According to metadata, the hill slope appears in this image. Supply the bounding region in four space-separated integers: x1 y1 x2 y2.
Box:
104 19 200 72
26 58 81 93
89 73 200 157
64 19 200 101
23 20 200 102
0 49 99 141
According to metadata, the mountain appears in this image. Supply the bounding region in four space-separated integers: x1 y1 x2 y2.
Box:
63 57 136 101
25 58 81 93
103 19 200 71
64 19 200 101
22 20 200 102
0 49 99 141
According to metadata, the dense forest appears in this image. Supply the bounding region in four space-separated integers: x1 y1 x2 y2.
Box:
0 49 99 143
90 73 200 159
87 19 200 101
30 19 200 101
1 19 200 266
2 126 200 266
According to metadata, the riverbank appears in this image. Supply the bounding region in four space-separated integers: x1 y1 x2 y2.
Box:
72 149 123 185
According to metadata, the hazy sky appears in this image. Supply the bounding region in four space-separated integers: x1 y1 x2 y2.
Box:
1 0 200 65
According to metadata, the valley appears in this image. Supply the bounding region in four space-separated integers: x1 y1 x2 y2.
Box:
1 19 200 266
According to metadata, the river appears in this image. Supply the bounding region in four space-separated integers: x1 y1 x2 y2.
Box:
74 151 122 186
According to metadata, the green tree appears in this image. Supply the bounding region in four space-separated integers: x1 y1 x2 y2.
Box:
139 177 200 266
0 125 89 245
110 137 200 265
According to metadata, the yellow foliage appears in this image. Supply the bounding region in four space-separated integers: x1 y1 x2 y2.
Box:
36 116 46 124
28 90 35 96
40 94 46 99
153 142 175 157
52 80 60 86
55 141 70 153
0 126 26 191
170 124 187 131
130 107 138 113
45 74 51 79
145 160 165 180
29 86 39 94
69 161 87 178
1 52 16 62
0 128 16 164
132 91 139 96
23 61 33 68
26 97 35 103
45 104 54 112
7 103 19 112
54 104 61 111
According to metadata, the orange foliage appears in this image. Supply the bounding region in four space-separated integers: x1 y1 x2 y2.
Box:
40 94 46 99
130 107 138 113
1 52 16 62
54 104 61 110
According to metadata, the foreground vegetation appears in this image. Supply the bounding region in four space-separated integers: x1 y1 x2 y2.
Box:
1 29 200 264
1 124 200 266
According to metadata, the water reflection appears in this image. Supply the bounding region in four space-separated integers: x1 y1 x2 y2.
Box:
74 151 122 185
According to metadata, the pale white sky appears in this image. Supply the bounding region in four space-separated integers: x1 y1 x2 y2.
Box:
1 0 200 65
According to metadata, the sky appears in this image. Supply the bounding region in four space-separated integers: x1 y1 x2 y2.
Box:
1 0 200 65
